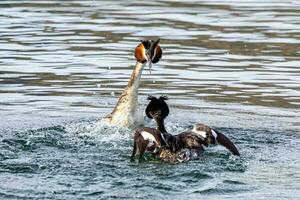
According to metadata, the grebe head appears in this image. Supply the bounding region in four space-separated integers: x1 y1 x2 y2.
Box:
135 38 162 73
145 95 169 119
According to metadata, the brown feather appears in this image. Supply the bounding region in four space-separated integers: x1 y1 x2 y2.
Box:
134 43 146 63
152 45 162 63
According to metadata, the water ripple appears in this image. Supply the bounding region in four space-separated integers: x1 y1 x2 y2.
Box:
0 1 300 199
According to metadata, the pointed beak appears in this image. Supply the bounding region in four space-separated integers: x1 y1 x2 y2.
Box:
145 50 152 74
146 38 160 74
216 132 240 156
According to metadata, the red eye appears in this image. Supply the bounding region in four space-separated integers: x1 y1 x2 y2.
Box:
152 45 162 63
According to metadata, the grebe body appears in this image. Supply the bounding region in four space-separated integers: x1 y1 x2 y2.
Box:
131 96 240 163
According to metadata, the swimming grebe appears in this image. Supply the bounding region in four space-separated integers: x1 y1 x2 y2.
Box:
131 96 194 161
131 96 240 163
104 39 162 127
131 96 202 162
131 96 173 159
145 96 183 152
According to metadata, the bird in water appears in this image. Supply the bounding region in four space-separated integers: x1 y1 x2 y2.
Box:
103 39 162 128
131 96 240 163
131 96 183 162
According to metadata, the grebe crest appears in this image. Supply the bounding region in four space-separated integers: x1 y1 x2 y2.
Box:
145 95 169 120
104 39 162 128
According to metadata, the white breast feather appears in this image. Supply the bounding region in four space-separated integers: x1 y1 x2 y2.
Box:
109 89 139 127
211 129 218 139
141 131 156 142
192 127 207 138
160 133 166 143
105 62 144 128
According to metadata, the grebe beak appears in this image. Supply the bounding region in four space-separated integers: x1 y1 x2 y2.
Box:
145 49 152 74
141 38 160 74
149 38 160 74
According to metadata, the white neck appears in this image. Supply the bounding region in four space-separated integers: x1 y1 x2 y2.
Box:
127 62 144 92
107 62 145 127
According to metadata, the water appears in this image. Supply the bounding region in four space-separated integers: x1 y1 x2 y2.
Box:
0 0 299 199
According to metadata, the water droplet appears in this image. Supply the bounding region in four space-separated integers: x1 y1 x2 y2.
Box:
111 91 115 96
97 84 101 88
108 66 111 70
153 80 156 83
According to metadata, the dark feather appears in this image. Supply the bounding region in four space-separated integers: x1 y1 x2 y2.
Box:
145 95 169 119
176 131 206 149
163 133 183 152
214 129 240 156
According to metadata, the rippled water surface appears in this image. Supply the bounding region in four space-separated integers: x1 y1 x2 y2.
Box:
0 0 300 199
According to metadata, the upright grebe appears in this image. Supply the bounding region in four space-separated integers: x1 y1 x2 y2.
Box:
131 96 240 163
104 39 162 127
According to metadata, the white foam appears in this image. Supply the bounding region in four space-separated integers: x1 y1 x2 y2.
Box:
65 119 133 148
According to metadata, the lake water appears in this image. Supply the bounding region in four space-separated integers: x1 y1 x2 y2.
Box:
0 0 299 199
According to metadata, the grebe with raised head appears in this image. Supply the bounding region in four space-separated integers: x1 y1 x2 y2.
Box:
103 39 162 128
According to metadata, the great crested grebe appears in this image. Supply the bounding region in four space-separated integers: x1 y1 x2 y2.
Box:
131 96 183 160
131 96 240 163
103 39 162 127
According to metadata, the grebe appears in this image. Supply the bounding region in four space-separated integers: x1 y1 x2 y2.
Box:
131 127 166 159
145 96 183 152
103 39 162 127
131 96 202 162
131 96 240 163
131 96 183 160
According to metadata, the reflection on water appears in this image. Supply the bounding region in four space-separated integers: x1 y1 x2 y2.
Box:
0 0 300 113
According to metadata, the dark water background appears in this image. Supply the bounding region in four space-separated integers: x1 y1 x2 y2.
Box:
0 0 299 199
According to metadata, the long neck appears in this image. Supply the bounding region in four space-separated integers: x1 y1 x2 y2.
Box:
127 62 144 90
109 62 145 124
154 117 167 133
